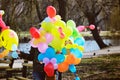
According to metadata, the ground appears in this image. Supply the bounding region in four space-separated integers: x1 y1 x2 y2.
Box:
62 53 120 80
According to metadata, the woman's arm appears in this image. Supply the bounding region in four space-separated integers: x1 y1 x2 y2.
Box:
17 47 38 61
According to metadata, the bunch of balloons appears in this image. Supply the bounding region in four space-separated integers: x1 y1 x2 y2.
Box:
30 6 86 79
0 10 19 58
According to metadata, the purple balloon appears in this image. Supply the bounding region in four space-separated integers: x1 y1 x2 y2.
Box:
43 57 50 65
50 58 57 64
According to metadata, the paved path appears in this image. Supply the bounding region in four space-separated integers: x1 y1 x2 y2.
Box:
83 46 120 58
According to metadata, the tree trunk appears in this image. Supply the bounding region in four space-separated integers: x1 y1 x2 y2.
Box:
57 0 66 21
34 0 42 22
91 26 108 49
87 14 108 49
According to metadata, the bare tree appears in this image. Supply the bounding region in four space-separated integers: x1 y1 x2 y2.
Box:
57 0 66 21
0 0 26 30
75 0 118 49
107 0 120 31
33 0 42 22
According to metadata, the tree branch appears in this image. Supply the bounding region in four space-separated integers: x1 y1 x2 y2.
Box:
95 7 102 17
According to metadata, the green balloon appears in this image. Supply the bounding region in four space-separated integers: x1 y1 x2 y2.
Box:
67 20 76 29
72 28 79 37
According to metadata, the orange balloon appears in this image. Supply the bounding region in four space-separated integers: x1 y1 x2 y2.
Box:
0 50 9 58
58 62 69 72
65 54 76 64
73 58 81 65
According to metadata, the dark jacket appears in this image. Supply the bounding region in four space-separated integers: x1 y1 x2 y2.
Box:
18 47 44 72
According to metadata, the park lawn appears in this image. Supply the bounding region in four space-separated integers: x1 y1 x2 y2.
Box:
62 53 120 80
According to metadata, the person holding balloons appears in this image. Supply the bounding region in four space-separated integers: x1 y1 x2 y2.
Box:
17 36 57 80
16 5 62 80
17 47 46 80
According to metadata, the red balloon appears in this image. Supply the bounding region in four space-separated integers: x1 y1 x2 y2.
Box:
44 62 54 77
47 6 56 18
0 16 8 30
30 27 40 38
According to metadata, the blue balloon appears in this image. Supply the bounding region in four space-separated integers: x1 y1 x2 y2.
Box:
70 48 83 58
12 44 18 51
74 37 85 46
69 64 76 73
62 48 67 55
46 47 55 55
38 53 45 61
45 47 55 59
55 54 65 63
11 51 18 58
38 47 56 61
75 77 80 80
44 17 50 22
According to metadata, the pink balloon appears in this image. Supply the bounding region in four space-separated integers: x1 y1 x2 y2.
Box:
53 63 58 70
77 26 85 32
38 43 48 53
89 24 95 30
45 33 53 43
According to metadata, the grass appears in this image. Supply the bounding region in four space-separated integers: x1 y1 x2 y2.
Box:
62 54 120 80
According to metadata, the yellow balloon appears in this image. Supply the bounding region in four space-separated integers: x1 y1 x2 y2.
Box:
39 28 46 36
54 20 66 28
64 27 73 37
0 38 2 47
55 15 61 20
51 27 60 37
41 22 54 32
0 29 18 51
33 36 46 45
78 46 84 52
49 37 65 51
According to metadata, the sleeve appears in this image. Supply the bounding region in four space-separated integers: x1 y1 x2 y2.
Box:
18 47 37 61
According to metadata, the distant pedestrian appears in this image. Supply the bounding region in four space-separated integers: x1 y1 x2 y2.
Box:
93 53 96 56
